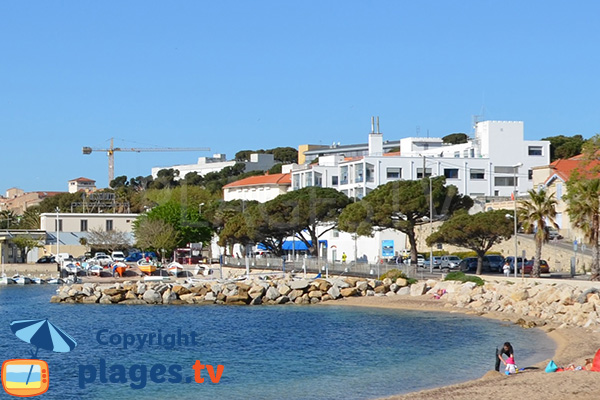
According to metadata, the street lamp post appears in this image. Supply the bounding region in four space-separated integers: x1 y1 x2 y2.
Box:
513 163 522 278
429 175 434 274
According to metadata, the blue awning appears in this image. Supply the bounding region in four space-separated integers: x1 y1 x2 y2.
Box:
257 240 328 251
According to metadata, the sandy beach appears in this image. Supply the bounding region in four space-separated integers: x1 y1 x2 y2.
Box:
327 295 600 400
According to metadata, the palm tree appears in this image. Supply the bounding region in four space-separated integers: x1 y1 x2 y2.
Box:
518 188 558 278
564 178 600 281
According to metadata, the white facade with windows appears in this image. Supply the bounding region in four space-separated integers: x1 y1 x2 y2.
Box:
151 153 276 179
291 120 550 199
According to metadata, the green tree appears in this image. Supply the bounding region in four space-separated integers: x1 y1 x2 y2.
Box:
564 178 600 280
110 175 129 189
541 134 585 162
427 210 514 275
17 207 41 229
149 169 180 189
268 163 283 174
338 177 473 265
268 187 350 256
11 235 43 262
270 147 298 163
0 210 18 228
442 133 468 144
136 201 212 247
518 188 558 277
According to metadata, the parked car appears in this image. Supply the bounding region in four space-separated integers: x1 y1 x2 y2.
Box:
484 255 505 272
424 256 442 268
503 256 527 273
440 255 461 270
36 255 56 264
522 259 550 275
547 229 563 240
111 251 126 262
404 255 425 266
91 254 113 267
459 257 491 273
125 251 157 262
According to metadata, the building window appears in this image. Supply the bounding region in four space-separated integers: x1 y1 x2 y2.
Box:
55 220 63 232
556 183 563 200
528 169 533 180
470 169 485 180
494 166 518 174
355 164 364 183
386 167 401 179
494 177 517 186
332 229 339 238
444 168 459 179
293 175 300 190
80 220 88 232
332 176 338 186
528 146 543 156
106 220 113 232
340 166 349 185
454 151 460 158
416 168 432 178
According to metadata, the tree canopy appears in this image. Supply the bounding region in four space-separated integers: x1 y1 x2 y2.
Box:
338 177 473 264
427 210 513 275
235 147 298 163
442 133 468 144
541 134 585 162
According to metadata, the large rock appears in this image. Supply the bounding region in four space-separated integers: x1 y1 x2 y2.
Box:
143 289 162 304
329 279 351 289
172 285 191 296
162 289 178 304
356 281 369 292
396 278 408 287
103 288 126 296
265 286 280 301
275 296 289 304
374 285 389 294
288 289 304 302
410 282 427 296
397 287 411 296
510 290 529 302
204 292 216 302
278 284 292 296
290 280 310 290
249 285 265 299
226 293 251 305
50 296 62 303
327 285 341 299
308 290 323 299
340 287 358 297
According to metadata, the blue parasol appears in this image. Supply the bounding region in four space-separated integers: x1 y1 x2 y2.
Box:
10 319 77 385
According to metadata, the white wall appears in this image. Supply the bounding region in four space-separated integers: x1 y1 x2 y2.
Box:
40 213 138 233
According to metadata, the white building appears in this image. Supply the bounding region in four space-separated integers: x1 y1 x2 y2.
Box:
68 177 97 193
40 212 138 257
151 153 276 179
223 172 291 202
292 120 549 199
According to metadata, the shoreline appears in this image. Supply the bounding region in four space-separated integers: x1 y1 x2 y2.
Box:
324 295 600 400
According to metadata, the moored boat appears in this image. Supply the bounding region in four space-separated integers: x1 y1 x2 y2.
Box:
138 262 157 275
12 275 32 285
47 278 65 284
0 275 15 285
112 262 129 277
167 262 183 276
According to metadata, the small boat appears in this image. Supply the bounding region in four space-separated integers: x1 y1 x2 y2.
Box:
30 277 45 284
167 262 183 276
112 262 128 277
0 274 15 285
138 262 157 275
194 265 213 276
47 278 65 285
12 275 32 285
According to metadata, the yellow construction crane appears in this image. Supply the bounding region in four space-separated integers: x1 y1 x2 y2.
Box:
82 138 210 184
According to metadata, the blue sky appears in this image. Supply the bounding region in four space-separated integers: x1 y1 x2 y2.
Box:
2 1 599 192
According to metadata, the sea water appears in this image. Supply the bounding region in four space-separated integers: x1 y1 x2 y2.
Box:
0 285 555 400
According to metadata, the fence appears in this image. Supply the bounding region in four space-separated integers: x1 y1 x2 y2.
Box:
222 256 421 279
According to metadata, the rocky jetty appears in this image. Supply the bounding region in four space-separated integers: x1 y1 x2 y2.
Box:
50 275 414 306
50 275 600 329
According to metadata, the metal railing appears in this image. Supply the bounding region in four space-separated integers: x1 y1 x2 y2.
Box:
222 256 420 279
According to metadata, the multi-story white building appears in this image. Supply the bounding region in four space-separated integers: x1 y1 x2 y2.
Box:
292 120 550 199
151 153 276 179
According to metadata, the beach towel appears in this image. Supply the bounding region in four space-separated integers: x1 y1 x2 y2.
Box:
592 349 600 372
545 360 558 373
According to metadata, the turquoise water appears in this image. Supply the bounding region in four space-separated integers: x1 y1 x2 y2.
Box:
0 286 555 399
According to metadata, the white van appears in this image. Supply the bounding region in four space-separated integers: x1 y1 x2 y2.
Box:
111 251 126 262
55 253 73 264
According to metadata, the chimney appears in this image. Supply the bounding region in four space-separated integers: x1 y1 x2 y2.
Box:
368 116 383 156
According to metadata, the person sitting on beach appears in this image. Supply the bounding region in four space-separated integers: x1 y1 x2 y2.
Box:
433 289 446 299
497 342 515 373
584 358 594 371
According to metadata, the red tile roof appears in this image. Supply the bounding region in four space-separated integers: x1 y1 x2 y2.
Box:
545 157 600 184
70 177 96 183
223 173 291 189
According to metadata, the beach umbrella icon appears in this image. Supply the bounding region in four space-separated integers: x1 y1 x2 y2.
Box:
9 319 77 385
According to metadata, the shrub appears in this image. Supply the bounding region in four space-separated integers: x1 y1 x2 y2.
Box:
444 271 484 286
379 269 407 281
